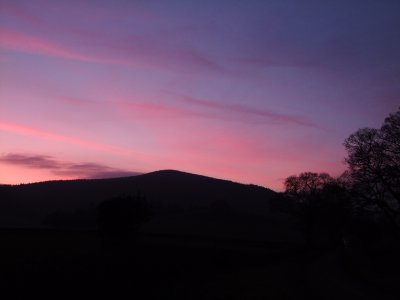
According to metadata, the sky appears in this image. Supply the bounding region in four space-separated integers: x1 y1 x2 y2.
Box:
0 0 399 191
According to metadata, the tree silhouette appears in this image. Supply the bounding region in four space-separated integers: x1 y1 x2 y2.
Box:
284 172 351 247
344 108 400 229
284 172 334 203
97 194 152 237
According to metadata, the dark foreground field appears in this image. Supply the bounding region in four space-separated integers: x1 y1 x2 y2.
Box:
1 229 399 300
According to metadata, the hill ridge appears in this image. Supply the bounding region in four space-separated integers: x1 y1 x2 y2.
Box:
0 169 277 228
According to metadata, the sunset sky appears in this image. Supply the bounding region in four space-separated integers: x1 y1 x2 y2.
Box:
1 0 399 190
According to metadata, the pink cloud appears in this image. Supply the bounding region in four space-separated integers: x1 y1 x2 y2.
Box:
1 1 160 27
0 153 140 179
50 94 104 108
0 29 100 62
115 95 319 129
0 121 133 155
0 28 228 75
57 96 92 106
116 100 210 120
84 32 228 74
0 2 45 27
0 29 149 68
177 94 319 128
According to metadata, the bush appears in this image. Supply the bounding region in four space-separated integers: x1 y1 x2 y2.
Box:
96 194 152 237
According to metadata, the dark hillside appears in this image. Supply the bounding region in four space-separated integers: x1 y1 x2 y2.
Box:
0 170 279 230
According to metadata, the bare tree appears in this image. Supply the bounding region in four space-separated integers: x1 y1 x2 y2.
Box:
344 108 400 228
284 172 349 247
284 172 334 203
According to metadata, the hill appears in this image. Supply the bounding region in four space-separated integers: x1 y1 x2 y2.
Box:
0 170 298 240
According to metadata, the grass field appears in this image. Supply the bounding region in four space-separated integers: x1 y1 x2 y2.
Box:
1 228 399 299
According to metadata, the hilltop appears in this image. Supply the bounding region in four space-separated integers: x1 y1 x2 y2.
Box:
0 170 285 233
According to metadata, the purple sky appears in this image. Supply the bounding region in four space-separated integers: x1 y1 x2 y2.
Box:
1 0 399 190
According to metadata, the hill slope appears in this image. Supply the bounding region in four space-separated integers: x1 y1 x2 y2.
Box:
0 170 278 228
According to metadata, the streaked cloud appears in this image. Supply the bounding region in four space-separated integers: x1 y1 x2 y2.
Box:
0 121 133 155
0 28 228 75
0 29 95 61
117 100 209 120
176 94 319 128
0 29 129 66
0 153 140 179
115 94 318 128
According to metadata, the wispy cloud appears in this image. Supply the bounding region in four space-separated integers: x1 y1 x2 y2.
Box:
0 1 160 30
115 95 319 129
0 153 140 179
0 29 122 65
0 28 229 75
176 94 319 128
117 100 210 120
0 121 133 155
108 85 318 128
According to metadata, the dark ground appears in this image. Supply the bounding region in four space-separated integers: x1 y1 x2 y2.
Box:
1 228 399 300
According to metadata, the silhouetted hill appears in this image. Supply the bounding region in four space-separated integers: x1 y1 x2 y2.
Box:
0 170 281 230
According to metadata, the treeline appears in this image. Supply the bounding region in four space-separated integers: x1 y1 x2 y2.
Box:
276 108 400 249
